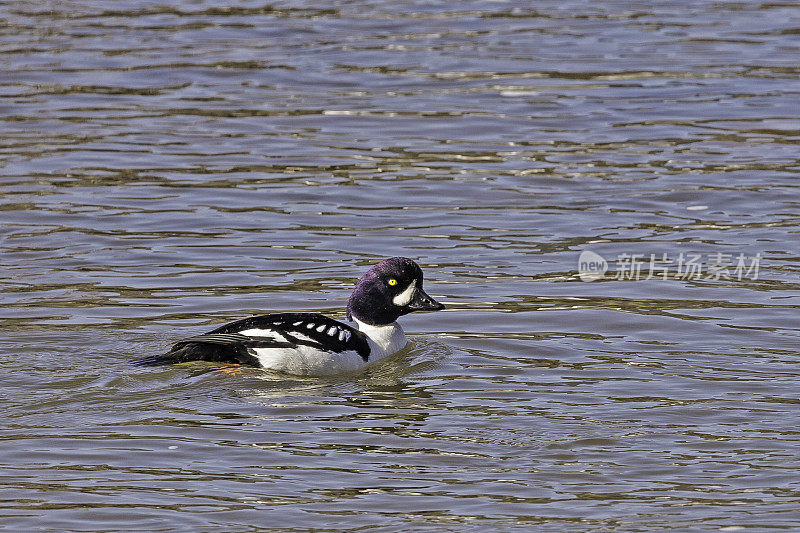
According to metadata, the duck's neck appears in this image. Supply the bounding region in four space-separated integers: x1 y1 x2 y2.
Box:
352 318 406 359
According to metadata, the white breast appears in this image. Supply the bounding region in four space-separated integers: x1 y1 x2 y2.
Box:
353 318 406 361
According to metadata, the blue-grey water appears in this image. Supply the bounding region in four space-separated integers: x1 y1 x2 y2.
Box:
2 1 800 531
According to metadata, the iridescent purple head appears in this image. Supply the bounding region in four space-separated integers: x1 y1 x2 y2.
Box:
346 257 445 326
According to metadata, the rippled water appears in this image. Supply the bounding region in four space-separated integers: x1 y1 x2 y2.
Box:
2 0 800 530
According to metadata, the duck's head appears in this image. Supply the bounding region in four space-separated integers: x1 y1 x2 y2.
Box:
346 257 445 326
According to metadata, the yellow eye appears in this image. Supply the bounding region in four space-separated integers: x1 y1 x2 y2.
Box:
387 278 397 286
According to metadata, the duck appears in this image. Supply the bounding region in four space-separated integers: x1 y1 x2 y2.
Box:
133 257 445 375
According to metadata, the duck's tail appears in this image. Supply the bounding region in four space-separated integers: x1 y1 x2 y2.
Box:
131 340 264 367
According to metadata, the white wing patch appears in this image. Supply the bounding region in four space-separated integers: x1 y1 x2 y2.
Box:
392 282 417 306
239 328 274 337
239 328 288 343
239 322 352 346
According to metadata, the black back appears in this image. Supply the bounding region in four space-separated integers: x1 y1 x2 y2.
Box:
132 313 370 368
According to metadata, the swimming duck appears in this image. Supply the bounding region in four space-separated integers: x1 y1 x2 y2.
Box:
133 257 445 375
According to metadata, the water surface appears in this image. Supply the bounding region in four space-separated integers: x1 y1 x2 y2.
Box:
2 0 800 530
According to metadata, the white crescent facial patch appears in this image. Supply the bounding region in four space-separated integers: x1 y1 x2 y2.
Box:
392 281 417 306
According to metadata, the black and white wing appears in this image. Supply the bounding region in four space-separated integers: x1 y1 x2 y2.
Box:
133 313 370 367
